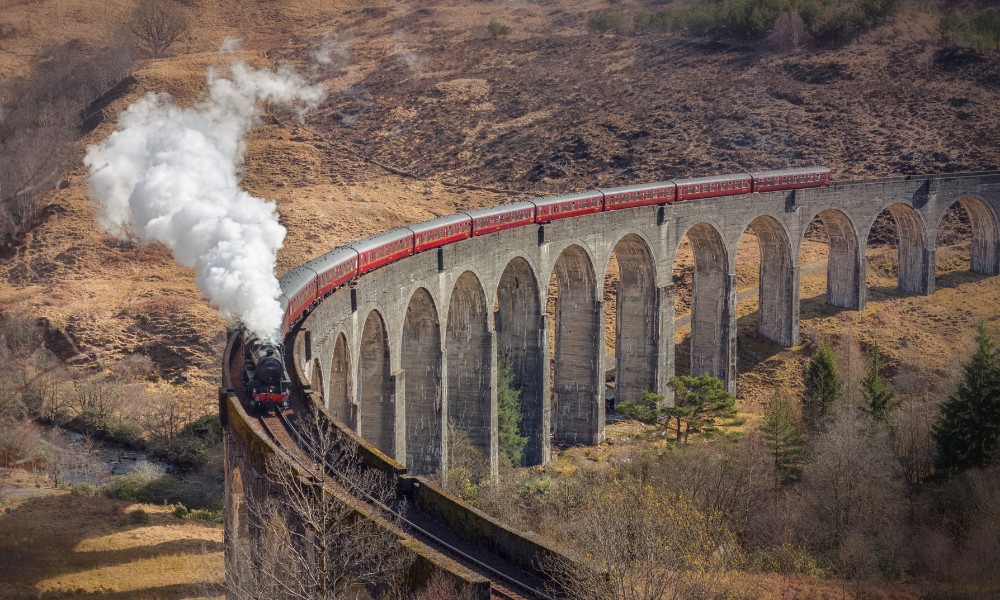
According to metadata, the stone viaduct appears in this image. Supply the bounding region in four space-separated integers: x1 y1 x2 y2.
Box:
291 172 1000 477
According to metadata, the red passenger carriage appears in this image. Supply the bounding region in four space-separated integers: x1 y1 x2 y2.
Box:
407 214 473 253
751 167 830 193
349 228 415 275
675 173 752 202
531 190 604 222
600 181 676 210
467 201 536 236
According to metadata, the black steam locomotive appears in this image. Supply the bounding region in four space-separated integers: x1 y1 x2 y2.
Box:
243 333 291 412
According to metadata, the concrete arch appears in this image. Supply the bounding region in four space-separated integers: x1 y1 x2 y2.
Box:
939 196 1000 276
402 288 443 475
495 256 546 465
677 222 734 387
807 208 864 310
358 309 395 457
869 202 931 294
446 272 493 471
228 465 249 547
311 358 325 405
606 233 658 405
744 215 797 346
329 333 353 426
550 244 603 445
543 240 602 303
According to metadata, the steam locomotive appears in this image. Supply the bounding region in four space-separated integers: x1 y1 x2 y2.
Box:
274 166 831 337
243 333 291 412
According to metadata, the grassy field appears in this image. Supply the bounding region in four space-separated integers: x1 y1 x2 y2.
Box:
0 477 223 600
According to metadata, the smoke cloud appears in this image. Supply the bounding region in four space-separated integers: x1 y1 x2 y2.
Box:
84 62 325 340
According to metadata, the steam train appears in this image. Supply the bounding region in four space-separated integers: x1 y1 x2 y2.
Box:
276 166 831 336
243 333 292 412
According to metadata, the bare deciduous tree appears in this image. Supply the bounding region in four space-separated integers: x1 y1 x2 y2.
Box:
1 35 133 248
801 409 904 577
227 405 414 600
541 478 744 600
129 0 189 58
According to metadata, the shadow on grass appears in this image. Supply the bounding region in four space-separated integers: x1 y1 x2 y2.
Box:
0 493 224 600
935 268 992 290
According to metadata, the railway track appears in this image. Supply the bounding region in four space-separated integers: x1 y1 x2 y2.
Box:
230 337 547 600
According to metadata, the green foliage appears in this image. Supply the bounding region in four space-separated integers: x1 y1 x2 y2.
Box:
933 324 1000 475
446 422 488 502
617 390 663 425
803 340 842 430
665 374 737 436
70 483 101 498
148 414 222 471
941 8 1000 51
172 502 189 518
187 508 223 524
497 360 528 468
587 10 628 34
761 391 805 484
634 11 679 32
106 469 221 510
618 380 735 443
860 341 898 423
487 19 511 38
722 0 796 40
632 0 904 42
126 508 150 525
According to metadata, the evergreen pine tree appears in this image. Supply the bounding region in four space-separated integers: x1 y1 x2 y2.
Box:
803 340 842 430
761 390 805 484
664 374 736 441
933 324 1000 474
497 360 528 468
861 341 898 423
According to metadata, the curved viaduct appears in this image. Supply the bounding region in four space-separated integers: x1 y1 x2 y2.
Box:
295 172 1000 476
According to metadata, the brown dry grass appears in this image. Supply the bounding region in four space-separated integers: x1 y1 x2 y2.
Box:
0 491 223 600
1 0 998 595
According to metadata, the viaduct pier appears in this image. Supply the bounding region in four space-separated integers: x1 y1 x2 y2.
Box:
223 171 1000 598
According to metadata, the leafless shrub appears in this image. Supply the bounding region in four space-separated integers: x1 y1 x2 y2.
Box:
410 572 480 600
0 313 42 357
800 409 905 577
0 421 47 474
111 353 157 381
767 12 806 52
227 404 413 599
629 434 777 537
1 35 133 248
541 478 743 600
893 399 937 486
130 0 190 58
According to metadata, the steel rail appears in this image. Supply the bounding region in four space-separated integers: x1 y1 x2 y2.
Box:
267 408 549 600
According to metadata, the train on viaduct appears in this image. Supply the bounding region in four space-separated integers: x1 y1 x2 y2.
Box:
222 171 1000 598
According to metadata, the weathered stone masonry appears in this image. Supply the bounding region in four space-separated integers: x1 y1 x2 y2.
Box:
296 173 1000 476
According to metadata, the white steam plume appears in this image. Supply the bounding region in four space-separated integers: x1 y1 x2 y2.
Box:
84 62 325 340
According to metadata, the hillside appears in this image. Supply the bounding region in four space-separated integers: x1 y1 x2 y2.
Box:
2 0 1000 597
1 0 997 394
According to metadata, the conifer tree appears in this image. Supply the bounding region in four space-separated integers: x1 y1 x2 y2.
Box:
497 360 528 468
761 391 805 484
664 374 736 442
933 324 1000 474
861 341 898 423
803 340 842 430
